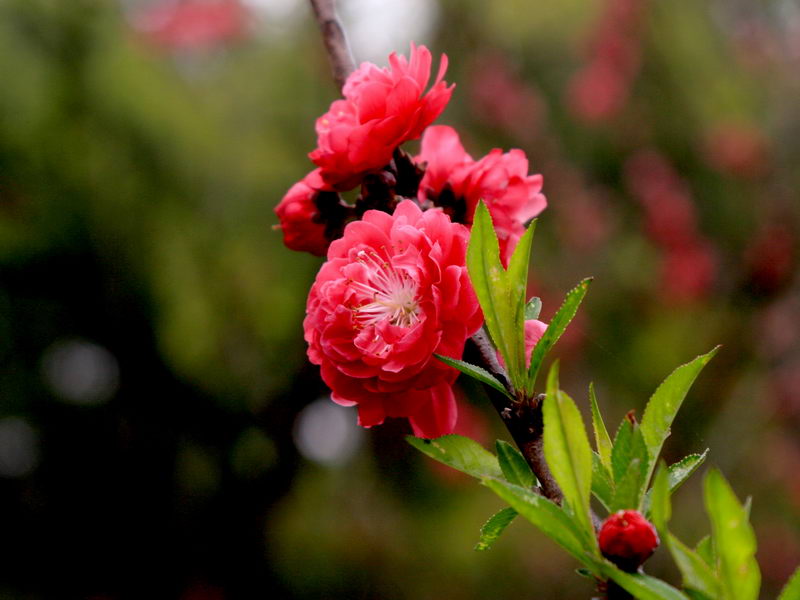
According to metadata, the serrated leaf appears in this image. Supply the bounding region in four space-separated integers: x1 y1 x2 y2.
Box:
644 451 709 515
525 296 542 320
496 440 535 488
482 477 589 563
611 419 634 483
434 354 511 398
602 562 690 600
778 565 800 600
406 435 501 479
610 419 650 509
704 469 760 600
591 452 614 511
525 278 592 395
640 348 719 484
590 383 613 471
543 363 596 547
474 506 518 551
695 535 715 568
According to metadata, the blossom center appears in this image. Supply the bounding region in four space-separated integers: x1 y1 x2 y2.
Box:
352 250 420 328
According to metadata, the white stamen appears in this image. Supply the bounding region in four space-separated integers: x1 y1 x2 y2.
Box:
352 249 420 328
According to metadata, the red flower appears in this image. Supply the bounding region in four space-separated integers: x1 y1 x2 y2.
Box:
416 125 546 265
310 44 453 190
304 201 482 438
599 510 660 571
274 171 331 256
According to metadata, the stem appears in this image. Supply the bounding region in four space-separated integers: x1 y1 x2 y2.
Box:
466 336 563 503
308 0 356 91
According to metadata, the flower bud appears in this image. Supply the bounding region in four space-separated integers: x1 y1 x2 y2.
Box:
598 510 659 572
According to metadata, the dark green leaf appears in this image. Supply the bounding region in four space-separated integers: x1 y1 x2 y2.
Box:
525 278 592 395
434 354 511 398
704 469 760 600
406 435 502 479
590 383 613 471
482 477 588 563
778 565 800 600
496 440 535 488
525 296 542 320
591 452 614 512
543 363 596 546
640 348 719 483
474 506 518 551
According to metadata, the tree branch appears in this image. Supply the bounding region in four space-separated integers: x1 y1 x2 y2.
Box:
308 0 356 91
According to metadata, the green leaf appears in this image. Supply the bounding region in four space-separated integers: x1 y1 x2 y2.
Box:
704 469 760 600
466 202 513 378
466 202 533 390
669 534 720 599
601 562 690 600
406 435 502 479
482 477 588 563
590 383 613 471
640 348 719 483
434 354 511 398
611 418 635 483
695 535 715 568
525 278 592 395
496 440 535 488
778 565 800 600
591 452 614 511
525 296 542 320
649 463 672 532
504 220 536 385
643 451 709 515
543 363 595 547
474 506 518 551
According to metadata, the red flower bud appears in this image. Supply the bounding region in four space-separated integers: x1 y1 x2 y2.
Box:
598 510 659 571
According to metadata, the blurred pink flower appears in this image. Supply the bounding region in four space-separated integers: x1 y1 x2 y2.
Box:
703 123 769 179
310 44 453 191
416 125 547 265
660 242 716 304
304 201 482 438
133 0 248 51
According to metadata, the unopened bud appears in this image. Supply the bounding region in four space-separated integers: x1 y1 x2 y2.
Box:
598 510 659 572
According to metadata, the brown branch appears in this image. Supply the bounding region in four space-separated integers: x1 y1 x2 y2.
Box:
308 0 356 91
465 336 563 503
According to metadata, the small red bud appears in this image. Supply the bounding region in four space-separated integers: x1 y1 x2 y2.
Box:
598 510 659 572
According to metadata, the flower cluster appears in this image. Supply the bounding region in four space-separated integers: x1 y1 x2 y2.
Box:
275 44 548 436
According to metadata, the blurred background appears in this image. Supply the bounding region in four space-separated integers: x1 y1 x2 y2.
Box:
0 0 798 597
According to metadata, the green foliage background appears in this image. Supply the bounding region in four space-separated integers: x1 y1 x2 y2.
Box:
0 0 797 597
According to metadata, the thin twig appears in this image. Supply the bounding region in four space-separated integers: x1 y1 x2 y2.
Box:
308 0 356 91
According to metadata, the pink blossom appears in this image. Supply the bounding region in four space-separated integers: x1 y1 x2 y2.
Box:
304 201 482 438
416 125 546 264
274 170 331 256
310 44 453 190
